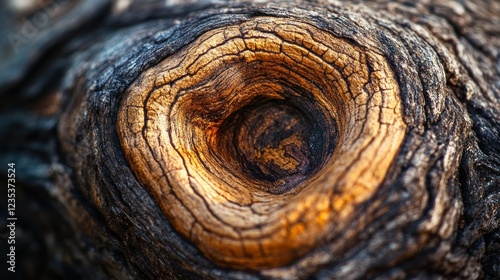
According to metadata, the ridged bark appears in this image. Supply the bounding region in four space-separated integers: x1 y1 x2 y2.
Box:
0 0 498 279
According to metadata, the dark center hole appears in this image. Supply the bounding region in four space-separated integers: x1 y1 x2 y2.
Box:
217 98 334 194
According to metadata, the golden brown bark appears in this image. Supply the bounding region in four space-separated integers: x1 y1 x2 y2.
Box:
0 0 498 279
114 18 406 269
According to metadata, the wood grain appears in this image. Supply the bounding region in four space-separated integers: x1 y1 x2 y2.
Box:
117 17 406 269
2 0 498 278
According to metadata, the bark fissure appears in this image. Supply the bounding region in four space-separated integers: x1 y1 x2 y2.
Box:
0 0 498 279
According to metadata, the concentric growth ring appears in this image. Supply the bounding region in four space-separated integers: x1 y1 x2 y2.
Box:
117 17 406 269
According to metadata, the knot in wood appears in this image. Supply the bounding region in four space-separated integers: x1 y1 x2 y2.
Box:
117 17 406 269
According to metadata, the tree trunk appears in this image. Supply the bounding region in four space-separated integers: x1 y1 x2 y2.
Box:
0 0 499 279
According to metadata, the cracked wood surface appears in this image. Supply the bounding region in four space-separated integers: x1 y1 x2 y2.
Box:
0 0 498 279
116 17 405 269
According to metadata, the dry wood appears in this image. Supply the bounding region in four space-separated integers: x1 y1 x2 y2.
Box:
117 17 406 269
0 0 498 279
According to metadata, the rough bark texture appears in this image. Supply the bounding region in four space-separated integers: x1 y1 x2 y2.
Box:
0 0 499 279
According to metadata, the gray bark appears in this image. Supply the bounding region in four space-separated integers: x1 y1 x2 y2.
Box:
0 0 499 279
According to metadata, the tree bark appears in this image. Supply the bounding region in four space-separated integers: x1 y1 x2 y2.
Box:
0 0 499 279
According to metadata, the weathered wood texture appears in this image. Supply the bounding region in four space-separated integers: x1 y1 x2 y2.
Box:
0 0 499 279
